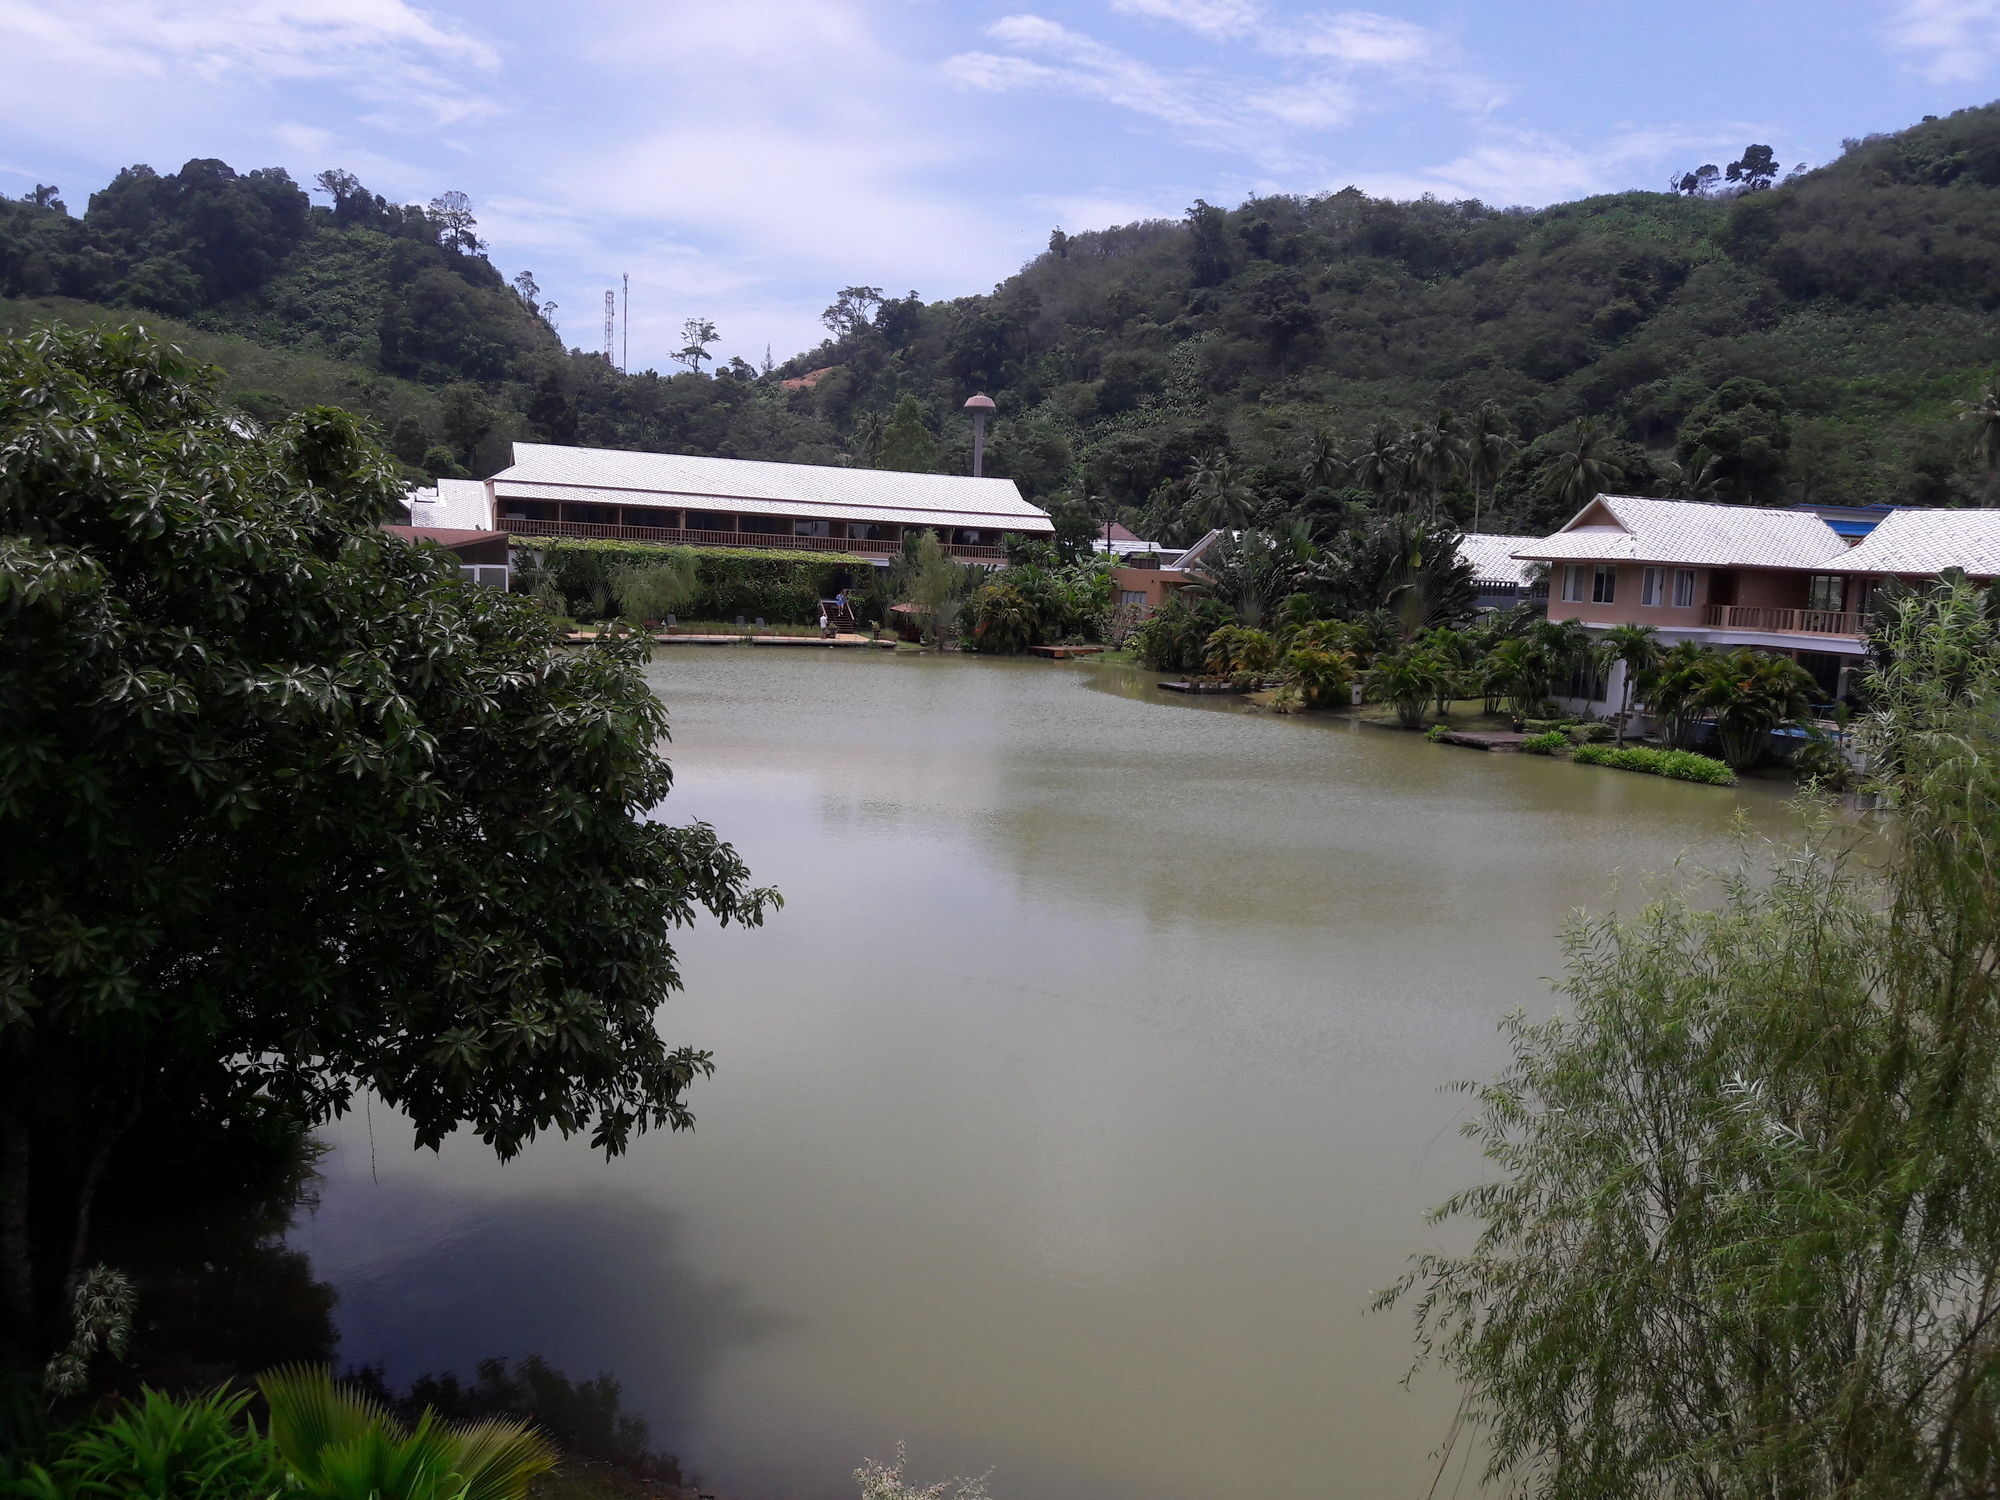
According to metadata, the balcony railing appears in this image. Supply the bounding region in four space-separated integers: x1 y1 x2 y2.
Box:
1700 604 1871 636
504 516 1008 562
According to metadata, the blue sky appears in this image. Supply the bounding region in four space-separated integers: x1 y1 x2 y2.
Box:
1 0 1996 372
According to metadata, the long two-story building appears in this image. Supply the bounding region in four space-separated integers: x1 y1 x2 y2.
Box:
1515 495 2000 712
410 442 1053 565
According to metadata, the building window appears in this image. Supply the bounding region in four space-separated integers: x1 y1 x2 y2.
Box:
1119 589 1147 607
1561 564 1586 603
1641 567 1665 607
1592 565 1618 604
1808 574 1846 612
1673 569 1696 608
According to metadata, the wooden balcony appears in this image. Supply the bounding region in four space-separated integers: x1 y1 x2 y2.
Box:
1700 604 1871 637
504 516 1010 562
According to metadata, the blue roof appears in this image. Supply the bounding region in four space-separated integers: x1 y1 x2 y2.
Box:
1789 502 1899 540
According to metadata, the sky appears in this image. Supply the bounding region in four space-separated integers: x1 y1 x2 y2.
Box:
2 0 1997 373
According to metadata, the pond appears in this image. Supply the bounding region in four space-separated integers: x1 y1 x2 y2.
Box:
293 652 1799 1499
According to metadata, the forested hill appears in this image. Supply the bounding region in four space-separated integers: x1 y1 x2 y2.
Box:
9 104 2000 539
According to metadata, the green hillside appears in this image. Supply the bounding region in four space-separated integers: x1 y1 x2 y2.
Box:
10 106 2000 537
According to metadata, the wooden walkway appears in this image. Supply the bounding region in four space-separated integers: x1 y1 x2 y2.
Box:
1434 729 1530 751
1028 644 1103 659
562 632 888 649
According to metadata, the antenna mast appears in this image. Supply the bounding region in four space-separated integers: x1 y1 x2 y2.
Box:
603 291 615 368
622 272 629 373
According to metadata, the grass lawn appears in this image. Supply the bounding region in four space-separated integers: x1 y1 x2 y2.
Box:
1354 698 1516 731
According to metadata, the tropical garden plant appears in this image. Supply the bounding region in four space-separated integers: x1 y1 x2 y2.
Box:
1383 578 2000 1497
1593 622 1661 746
5 1370 558 1500
1697 647 1820 768
1363 648 1449 730
1202 625 1279 684
1638 639 1719 749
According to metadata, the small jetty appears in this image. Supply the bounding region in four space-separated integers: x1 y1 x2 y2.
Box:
1158 680 1247 695
1433 729 1530 751
1029 644 1104 659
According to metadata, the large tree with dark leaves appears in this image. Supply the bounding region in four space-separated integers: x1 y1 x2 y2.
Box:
0 325 777 1365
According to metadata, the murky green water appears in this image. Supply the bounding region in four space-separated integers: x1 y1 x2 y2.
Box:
295 652 1797 1499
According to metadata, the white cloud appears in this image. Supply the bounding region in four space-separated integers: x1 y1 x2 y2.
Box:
954 15 1216 128
949 7 1500 169
0 0 500 129
1886 0 2000 81
1246 81 1358 130
1346 124 1765 207
1027 190 1184 228
1107 0 1262 39
1279 10 1431 65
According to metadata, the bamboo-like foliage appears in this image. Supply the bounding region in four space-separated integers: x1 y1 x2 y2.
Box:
1384 579 2000 1498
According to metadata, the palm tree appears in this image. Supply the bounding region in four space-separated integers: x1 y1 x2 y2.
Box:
1364 648 1450 729
1467 401 1520 533
259 1366 557 1500
1184 454 1257 535
1698 648 1819 769
1298 429 1348 492
1643 640 1720 749
1283 643 1354 708
1595 622 1662 745
1954 384 2000 497
1408 408 1469 515
1550 417 1626 514
1349 423 1407 507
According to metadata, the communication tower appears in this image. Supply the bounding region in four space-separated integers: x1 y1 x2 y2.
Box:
603 290 616 367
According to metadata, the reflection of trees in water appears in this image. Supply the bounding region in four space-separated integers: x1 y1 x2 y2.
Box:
92 1107 337 1391
303 1178 788 1472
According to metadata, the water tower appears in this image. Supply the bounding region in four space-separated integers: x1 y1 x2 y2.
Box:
963 393 995 477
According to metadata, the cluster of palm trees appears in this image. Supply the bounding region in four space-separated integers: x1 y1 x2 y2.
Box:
1295 401 1523 528
1361 616 1596 729
1186 606 1824 767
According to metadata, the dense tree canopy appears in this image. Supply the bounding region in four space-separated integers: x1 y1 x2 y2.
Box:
8 105 2000 534
0 326 776 1361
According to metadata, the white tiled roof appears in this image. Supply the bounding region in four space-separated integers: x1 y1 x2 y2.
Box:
405 478 492 531
1837 508 2000 577
489 443 1051 530
490 480 1015 533
1457 532 1543 585
1512 495 1848 570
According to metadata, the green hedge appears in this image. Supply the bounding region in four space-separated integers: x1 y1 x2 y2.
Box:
522 536 874 625
1520 730 1569 754
1571 744 1737 785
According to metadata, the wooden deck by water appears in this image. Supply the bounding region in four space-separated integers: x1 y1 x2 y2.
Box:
1433 729 1530 751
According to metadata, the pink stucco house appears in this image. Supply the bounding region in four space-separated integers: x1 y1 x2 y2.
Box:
1513 496 2000 712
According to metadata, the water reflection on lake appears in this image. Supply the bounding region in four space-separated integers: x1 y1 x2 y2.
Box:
294 652 1797 1499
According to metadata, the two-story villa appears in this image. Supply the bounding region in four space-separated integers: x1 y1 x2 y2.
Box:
1514 495 2000 713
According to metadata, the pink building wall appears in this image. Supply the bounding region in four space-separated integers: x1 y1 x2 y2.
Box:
1545 562 1716 629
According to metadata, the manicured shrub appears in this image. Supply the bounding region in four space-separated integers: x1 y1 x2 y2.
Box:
1520 730 1569 755
1520 718 1576 736
1572 745 1736 785
1566 721 1613 744
526 537 867 625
